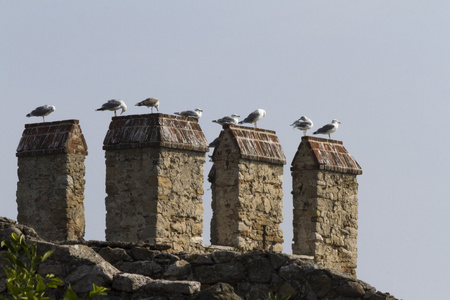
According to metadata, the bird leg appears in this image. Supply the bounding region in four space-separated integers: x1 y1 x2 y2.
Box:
254 122 257 129
328 133 331 139
43 116 46 123
114 110 117 117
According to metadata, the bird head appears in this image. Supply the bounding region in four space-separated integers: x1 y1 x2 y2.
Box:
332 119 341 124
231 114 240 118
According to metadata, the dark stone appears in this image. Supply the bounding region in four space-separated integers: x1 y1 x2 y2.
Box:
309 270 332 297
194 262 246 284
194 282 242 300
246 256 273 283
336 280 365 297
98 246 133 265
116 260 163 278
212 251 239 264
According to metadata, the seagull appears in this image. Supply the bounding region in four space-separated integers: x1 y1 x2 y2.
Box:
238 109 266 128
174 108 203 119
135 97 159 113
26 105 56 123
313 119 341 139
96 99 127 117
291 116 313 136
212 114 240 125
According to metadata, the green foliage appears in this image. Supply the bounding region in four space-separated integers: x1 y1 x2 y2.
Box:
0 233 108 300
63 284 108 300
269 291 291 300
0 233 63 299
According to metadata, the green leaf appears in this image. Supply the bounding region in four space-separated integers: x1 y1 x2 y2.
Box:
63 285 78 300
41 249 55 262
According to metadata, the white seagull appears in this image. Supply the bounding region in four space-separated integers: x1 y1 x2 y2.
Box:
238 109 266 128
291 116 313 136
26 105 56 123
96 99 127 117
313 119 341 139
174 108 203 119
135 97 159 113
212 114 240 125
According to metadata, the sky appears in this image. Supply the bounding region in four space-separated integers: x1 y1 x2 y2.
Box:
1 1 449 299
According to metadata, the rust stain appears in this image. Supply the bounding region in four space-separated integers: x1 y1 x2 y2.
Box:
16 120 88 157
216 124 286 165
294 136 362 175
103 113 209 152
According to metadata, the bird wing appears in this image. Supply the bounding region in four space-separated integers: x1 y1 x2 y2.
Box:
101 100 121 109
181 110 199 118
219 116 237 124
293 121 311 130
315 124 335 133
31 106 53 116
243 110 262 123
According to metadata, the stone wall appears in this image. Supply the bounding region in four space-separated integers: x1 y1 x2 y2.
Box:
291 136 362 277
0 217 398 300
210 125 285 252
16 120 88 241
103 114 209 252
105 147 205 252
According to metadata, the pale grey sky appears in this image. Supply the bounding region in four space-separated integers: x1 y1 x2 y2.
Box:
2 2 450 299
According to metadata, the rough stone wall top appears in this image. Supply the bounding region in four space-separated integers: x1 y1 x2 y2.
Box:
212 124 286 165
16 119 88 157
291 136 362 175
103 114 209 152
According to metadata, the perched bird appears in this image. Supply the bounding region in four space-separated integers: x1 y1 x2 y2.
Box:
212 114 240 125
135 97 159 113
26 105 56 123
174 108 203 119
238 109 266 128
96 99 127 117
313 119 341 139
291 116 313 136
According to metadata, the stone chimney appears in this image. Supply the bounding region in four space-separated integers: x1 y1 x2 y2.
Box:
16 120 88 241
103 113 209 252
291 136 362 277
210 125 286 252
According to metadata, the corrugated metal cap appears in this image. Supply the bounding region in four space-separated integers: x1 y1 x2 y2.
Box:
213 124 286 165
291 136 362 175
16 119 88 157
103 113 209 152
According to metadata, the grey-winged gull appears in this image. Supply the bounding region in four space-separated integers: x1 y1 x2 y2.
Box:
174 108 203 119
238 109 266 128
212 114 240 125
26 105 56 123
136 97 159 113
313 119 341 139
291 116 313 136
96 99 127 117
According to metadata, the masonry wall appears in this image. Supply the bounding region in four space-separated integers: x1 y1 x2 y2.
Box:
16 120 88 241
211 126 285 252
105 147 205 251
292 169 359 276
103 114 208 252
291 136 362 277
